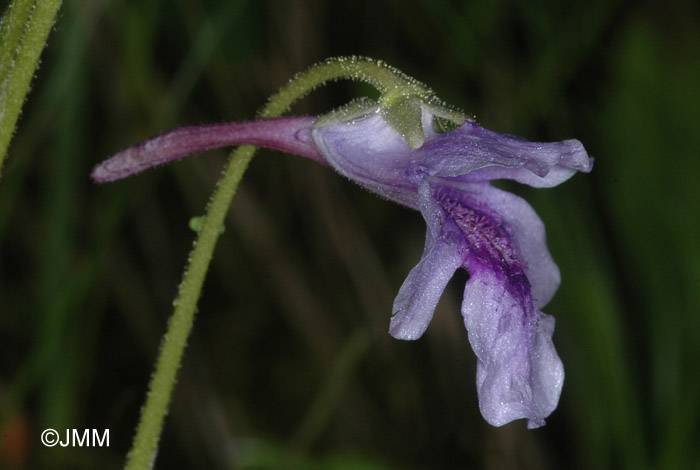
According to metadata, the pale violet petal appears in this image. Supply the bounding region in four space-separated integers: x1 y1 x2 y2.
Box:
465 184 560 308
416 121 593 188
462 261 564 428
389 228 463 340
311 111 419 208
390 181 465 340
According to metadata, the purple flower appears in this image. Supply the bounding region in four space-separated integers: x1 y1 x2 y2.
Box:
92 103 592 429
313 105 592 428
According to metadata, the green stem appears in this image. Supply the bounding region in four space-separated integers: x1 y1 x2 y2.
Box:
124 57 423 470
0 0 63 177
259 56 431 118
0 0 34 83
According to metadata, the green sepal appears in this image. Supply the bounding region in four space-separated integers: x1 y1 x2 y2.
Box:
379 93 425 149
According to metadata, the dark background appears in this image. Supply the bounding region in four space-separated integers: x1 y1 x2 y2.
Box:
1 0 699 468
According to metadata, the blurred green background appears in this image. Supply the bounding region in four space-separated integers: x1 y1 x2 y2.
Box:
1 0 699 468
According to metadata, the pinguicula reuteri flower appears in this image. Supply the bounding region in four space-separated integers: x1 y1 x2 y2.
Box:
93 92 592 429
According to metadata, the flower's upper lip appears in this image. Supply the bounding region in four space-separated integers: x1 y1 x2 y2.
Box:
414 120 593 181
311 109 593 205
